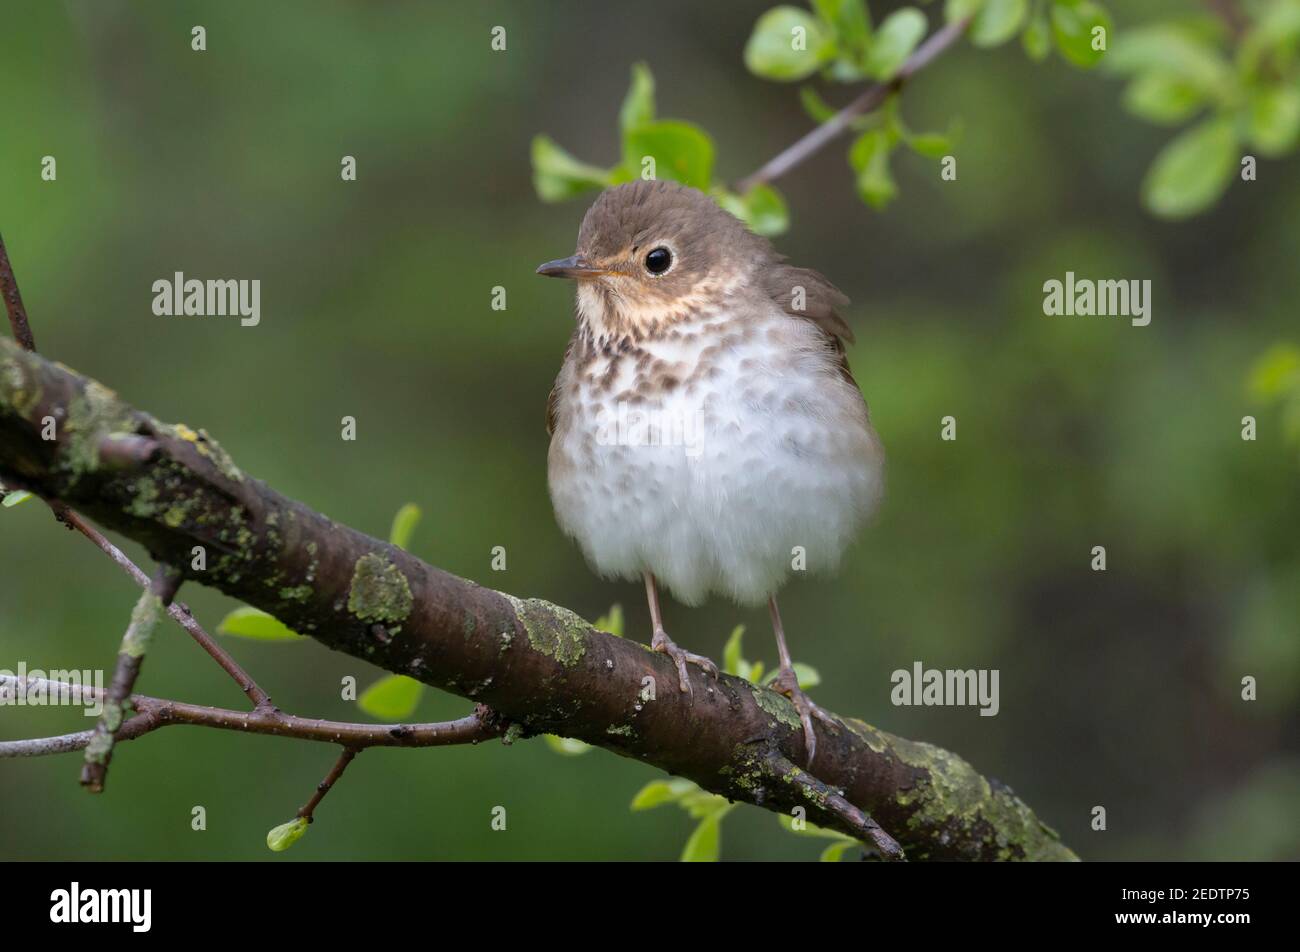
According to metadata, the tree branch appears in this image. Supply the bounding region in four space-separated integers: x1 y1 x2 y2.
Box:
0 338 1076 860
735 16 971 194
0 674 504 754
0 233 35 351
297 748 359 823
0 232 275 711
66 512 275 709
79 563 182 792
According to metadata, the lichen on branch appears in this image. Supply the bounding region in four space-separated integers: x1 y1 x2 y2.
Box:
0 337 1076 860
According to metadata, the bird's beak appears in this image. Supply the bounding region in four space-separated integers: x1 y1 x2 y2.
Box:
535 254 612 280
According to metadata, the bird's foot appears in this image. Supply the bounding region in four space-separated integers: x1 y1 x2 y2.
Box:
769 666 839 767
651 628 719 694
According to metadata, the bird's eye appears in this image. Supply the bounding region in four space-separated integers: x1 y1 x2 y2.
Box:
644 247 673 275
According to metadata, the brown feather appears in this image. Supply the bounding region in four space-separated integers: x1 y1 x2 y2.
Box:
544 183 864 434
762 262 854 344
545 331 578 436
762 262 858 386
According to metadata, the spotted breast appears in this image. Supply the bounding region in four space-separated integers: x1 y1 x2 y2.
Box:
547 293 883 607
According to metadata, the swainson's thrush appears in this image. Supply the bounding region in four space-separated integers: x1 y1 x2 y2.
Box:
538 180 884 765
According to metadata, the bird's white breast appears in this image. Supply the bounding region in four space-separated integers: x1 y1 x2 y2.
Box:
547 306 883 607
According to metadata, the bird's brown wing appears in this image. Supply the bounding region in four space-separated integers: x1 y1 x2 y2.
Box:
762 264 858 386
545 331 579 436
545 383 558 436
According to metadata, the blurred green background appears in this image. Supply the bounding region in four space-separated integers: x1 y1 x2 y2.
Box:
2 0 1298 861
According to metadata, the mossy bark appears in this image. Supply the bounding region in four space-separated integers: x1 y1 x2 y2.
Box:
0 338 1076 860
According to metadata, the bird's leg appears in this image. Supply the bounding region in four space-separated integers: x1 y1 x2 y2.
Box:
768 594 839 767
644 573 718 694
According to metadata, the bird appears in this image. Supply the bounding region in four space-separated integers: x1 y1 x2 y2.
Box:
536 179 884 765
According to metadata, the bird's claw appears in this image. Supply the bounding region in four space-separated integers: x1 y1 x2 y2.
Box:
770 666 838 767
651 629 719 694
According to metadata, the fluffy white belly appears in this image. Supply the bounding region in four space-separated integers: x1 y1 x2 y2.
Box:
548 313 883 607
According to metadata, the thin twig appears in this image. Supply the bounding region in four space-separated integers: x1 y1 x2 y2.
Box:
0 232 35 351
62 513 273 709
298 748 359 822
0 229 272 711
80 565 183 792
735 16 971 194
148 697 499 746
0 675 504 756
0 731 100 757
0 708 160 759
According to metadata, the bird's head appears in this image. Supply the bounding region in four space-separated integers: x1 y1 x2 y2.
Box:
536 180 770 342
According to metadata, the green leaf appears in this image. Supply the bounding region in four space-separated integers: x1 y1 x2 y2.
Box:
605 164 637 187
799 84 839 123
1248 344 1300 402
1240 1 1300 76
776 811 859 859
812 0 872 54
907 131 954 158
630 778 697 811
680 811 725 861
945 0 985 23
593 603 624 638
820 839 857 861
862 8 928 80
1050 0 1112 69
743 184 790 236
2 490 34 508
970 0 1027 48
266 817 308 852
1247 85 1300 157
744 6 836 81
849 128 898 208
623 120 714 189
715 184 790 237
388 502 421 550
1106 25 1234 93
677 788 728 818
358 673 424 720
778 813 855 840
880 94 907 146
713 190 746 222
791 662 822 689
1122 72 1206 125
762 662 822 689
1255 0 1300 45
1141 117 1239 219
825 58 870 82
543 734 593 756
1022 6 1051 61
717 623 763 682
216 606 305 641
619 63 656 133
722 624 747 676
631 781 678 811
531 135 613 202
